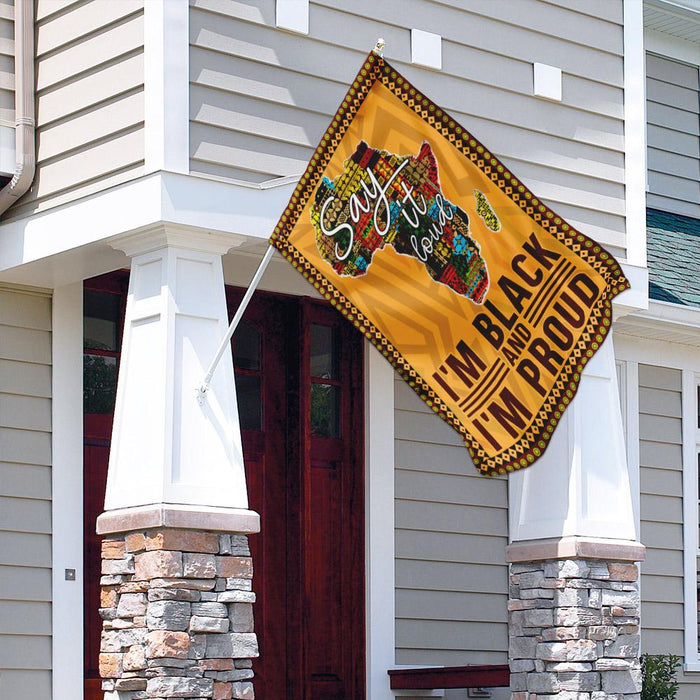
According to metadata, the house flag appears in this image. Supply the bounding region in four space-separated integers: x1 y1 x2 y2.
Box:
269 52 629 476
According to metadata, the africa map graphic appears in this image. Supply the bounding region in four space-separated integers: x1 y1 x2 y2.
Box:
310 140 490 304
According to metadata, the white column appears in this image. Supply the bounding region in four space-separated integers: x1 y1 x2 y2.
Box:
99 227 257 531
508 334 641 553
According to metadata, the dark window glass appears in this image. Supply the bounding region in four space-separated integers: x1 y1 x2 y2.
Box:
84 291 120 351
236 375 262 431
311 383 340 438
310 325 338 379
234 322 263 431
84 354 118 414
234 322 261 371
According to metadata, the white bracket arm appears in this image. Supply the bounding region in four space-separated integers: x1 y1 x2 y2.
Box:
197 245 275 403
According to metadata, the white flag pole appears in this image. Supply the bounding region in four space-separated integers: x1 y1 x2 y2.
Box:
197 244 275 403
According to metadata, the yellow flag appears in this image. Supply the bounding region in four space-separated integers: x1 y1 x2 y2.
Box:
270 52 629 476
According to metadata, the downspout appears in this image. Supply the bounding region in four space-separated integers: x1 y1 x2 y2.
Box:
0 0 35 215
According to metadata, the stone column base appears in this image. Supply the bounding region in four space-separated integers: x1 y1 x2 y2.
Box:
508 554 642 700
98 527 257 700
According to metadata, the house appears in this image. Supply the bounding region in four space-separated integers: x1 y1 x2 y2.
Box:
0 0 698 698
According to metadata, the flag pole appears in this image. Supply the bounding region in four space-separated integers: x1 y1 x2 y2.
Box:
197 245 275 403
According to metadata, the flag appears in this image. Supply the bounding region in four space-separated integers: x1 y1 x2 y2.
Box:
270 51 629 476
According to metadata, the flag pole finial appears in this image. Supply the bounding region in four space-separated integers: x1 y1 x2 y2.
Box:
373 38 385 57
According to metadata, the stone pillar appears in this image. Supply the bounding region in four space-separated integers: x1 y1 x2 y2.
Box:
508 336 645 699
96 226 262 698
508 550 643 699
98 527 257 700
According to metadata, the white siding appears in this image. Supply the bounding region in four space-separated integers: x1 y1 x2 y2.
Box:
0 285 52 700
6 0 145 220
189 0 628 258
394 378 509 666
646 53 700 219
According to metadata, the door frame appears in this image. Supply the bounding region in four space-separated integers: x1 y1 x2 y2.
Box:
364 344 397 699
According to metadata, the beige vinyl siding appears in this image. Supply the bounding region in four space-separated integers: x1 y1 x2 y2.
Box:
189 0 627 259
0 0 13 127
6 0 145 220
646 53 700 218
0 286 52 700
394 378 509 667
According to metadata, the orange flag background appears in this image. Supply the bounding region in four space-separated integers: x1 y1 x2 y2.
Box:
270 52 629 476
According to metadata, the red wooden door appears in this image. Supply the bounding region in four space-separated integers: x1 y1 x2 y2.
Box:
230 291 365 700
299 300 365 700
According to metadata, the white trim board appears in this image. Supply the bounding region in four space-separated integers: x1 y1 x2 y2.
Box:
645 28 700 66
681 369 699 669
144 0 189 174
365 342 397 699
624 359 641 538
616 301 700 347
51 283 85 699
614 330 700 367
0 172 295 285
624 0 648 268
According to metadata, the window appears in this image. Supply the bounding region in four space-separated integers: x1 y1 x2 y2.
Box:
83 289 122 415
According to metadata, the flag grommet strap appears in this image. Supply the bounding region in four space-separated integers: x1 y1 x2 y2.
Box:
270 52 629 477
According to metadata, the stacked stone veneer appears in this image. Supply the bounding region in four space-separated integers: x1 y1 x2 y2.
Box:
509 558 641 699
99 529 257 700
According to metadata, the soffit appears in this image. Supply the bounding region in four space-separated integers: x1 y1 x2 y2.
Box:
644 0 700 44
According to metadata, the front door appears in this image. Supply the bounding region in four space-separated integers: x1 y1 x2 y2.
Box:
229 289 366 699
83 278 366 700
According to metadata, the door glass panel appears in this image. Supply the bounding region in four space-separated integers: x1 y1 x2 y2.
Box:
84 354 118 414
236 375 262 431
84 290 120 351
311 383 340 438
310 323 341 437
310 324 338 379
234 322 263 431
234 322 261 371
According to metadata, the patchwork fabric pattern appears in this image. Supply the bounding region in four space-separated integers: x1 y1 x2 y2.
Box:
311 141 489 303
474 189 501 232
